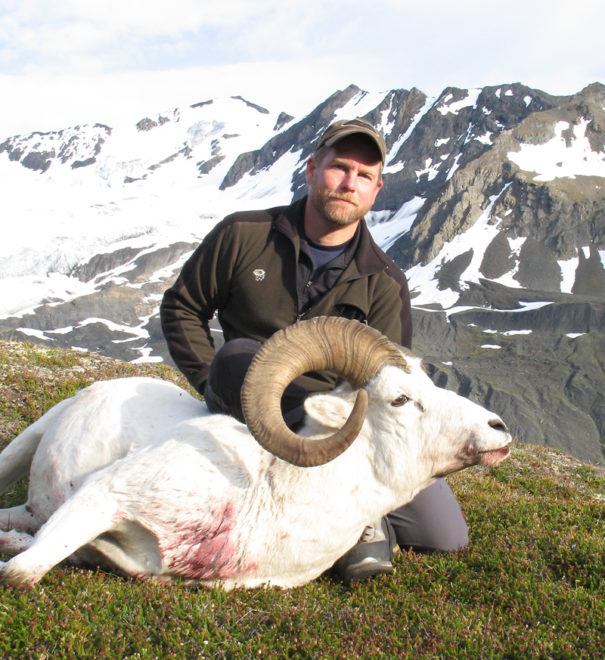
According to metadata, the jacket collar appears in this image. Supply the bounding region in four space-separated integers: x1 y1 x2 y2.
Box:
273 195 389 277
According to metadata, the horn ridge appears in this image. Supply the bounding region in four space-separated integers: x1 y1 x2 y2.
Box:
241 317 406 467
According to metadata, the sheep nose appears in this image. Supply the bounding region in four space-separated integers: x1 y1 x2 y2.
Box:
488 418 508 432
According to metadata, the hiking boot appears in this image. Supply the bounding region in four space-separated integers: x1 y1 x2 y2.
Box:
333 517 397 584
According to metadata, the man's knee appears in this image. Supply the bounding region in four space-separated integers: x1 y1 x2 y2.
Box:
205 338 261 421
387 478 468 552
205 337 308 429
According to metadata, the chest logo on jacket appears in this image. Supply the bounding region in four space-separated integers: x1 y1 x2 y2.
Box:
252 268 266 282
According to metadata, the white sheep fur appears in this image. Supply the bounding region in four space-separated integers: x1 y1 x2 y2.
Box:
0 351 510 589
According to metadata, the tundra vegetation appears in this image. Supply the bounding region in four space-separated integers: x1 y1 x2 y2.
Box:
0 340 603 658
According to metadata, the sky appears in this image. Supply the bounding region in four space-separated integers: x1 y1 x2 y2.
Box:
0 0 603 137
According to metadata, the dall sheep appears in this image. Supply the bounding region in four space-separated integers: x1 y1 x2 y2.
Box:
0 317 511 589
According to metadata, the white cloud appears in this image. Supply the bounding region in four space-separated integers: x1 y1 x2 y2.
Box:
2 0 253 36
0 0 602 136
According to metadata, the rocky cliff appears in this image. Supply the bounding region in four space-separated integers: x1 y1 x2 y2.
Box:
1 82 603 464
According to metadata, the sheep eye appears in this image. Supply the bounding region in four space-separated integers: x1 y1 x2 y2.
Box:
391 394 409 407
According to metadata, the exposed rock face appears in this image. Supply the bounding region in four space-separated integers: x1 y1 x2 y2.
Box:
1 124 111 171
412 292 605 466
389 85 605 269
1 82 604 464
219 85 363 192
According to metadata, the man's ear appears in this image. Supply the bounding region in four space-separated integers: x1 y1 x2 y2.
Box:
304 392 354 429
372 177 383 203
305 156 316 186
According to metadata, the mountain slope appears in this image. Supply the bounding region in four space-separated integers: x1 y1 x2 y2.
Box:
0 82 603 464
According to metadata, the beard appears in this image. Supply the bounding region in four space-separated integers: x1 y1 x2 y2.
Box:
308 188 366 226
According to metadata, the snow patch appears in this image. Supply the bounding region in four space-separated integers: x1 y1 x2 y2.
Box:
446 153 462 180
415 158 440 182
437 89 481 116
483 328 533 336
383 161 405 175
514 300 552 312
474 131 493 145
367 197 425 251
558 245 605 294
508 119 605 180
406 185 511 307
331 90 389 126
503 329 532 336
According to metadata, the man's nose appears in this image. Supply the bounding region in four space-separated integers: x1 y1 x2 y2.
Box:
340 171 357 191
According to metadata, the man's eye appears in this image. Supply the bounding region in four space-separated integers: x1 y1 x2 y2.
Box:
391 394 409 407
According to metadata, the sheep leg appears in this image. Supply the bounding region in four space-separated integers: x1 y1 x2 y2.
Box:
0 426 43 495
0 494 118 589
0 529 34 555
0 398 73 495
0 504 38 533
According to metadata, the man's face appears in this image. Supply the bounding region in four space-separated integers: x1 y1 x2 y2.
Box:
306 135 383 227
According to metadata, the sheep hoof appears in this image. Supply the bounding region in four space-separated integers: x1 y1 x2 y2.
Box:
0 562 36 590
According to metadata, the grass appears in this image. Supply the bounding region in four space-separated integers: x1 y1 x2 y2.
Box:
1 339 604 658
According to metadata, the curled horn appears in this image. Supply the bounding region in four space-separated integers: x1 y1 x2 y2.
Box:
241 316 408 467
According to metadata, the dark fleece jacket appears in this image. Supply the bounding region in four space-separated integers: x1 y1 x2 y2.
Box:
160 196 412 394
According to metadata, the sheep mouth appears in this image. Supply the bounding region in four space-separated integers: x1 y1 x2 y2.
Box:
477 446 510 467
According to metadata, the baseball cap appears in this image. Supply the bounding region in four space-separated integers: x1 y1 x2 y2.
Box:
314 118 386 164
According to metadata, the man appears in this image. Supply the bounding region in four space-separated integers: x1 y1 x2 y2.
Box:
161 118 468 583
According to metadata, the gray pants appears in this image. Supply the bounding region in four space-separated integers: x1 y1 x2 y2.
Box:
205 338 468 552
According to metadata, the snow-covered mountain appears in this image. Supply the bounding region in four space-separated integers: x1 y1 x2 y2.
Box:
1 82 604 465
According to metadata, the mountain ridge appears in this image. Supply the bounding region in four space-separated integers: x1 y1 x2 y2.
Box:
1 81 603 465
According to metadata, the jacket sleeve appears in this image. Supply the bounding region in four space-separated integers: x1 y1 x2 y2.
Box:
368 265 413 350
160 220 235 394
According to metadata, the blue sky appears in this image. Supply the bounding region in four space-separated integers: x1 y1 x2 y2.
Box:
1 0 603 136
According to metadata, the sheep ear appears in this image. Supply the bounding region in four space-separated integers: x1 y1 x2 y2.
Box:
304 392 354 429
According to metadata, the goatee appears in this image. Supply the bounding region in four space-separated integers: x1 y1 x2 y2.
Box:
310 190 363 226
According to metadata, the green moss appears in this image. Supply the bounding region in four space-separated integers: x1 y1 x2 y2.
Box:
1 341 603 658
